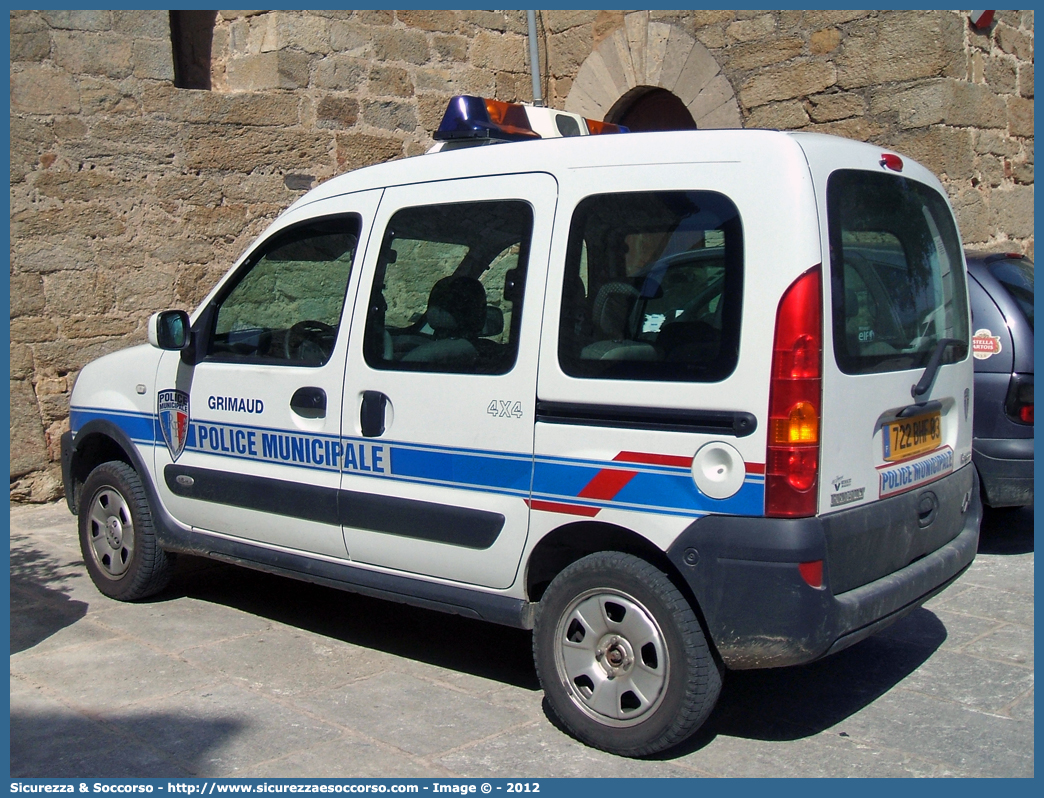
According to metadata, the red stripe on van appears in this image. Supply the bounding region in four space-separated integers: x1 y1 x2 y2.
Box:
527 499 601 517
578 468 638 500
745 462 766 475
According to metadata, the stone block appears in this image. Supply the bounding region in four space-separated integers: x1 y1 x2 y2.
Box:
888 127 975 182
115 268 177 312
1011 160 1033 185
989 184 1035 238
601 30 637 93
624 11 650 84
226 51 311 91
881 80 1008 130
592 11 625 48
432 35 468 63
40 10 111 31
143 85 299 126
974 130 1021 158
807 92 864 123
1007 97 1034 138
316 96 360 128
373 28 431 66
1018 64 1033 98
10 11 47 34
32 338 135 376
43 271 115 316
996 24 1034 62
740 60 837 108
53 31 133 79
368 66 413 97
696 101 742 130
413 67 495 97
470 30 526 73
10 380 48 479
11 343 34 381
807 116 884 141
726 14 776 45
686 73 734 119
836 11 963 90
112 10 170 39
10 66 80 114
983 55 1018 95
643 22 672 86
10 318 59 344
314 57 367 91
334 133 404 172
545 10 593 35
12 206 127 242
566 53 619 117
271 11 330 54
182 204 250 239
397 10 459 33
690 11 735 28
674 41 722 106
10 32 51 62
360 100 418 133
979 155 1007 188
802 10 871 28
725 37 803 72
31 169 126 202
547 25 593 80
10 274 46 318
77 77 140 116
461 11 526 36
132 40 175 81
810 28 841 55
62 317 139 339
658 27 698 93
747 100 809 130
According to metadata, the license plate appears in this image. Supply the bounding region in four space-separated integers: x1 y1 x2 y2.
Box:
884 411 942 462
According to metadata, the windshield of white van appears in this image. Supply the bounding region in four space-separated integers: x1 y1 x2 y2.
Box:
827 170 969 375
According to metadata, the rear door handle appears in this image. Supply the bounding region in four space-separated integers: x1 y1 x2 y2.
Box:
291 387 327 418
361 391 388 437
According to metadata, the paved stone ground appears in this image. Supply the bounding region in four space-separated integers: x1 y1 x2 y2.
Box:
9 501 1034 778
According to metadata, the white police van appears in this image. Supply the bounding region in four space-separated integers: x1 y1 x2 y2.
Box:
63 96 980 756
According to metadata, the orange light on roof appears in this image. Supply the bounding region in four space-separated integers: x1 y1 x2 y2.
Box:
483 99 538 139
585 118 627 135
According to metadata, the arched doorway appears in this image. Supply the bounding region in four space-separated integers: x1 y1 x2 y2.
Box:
610 87 698 132
565 14 740 130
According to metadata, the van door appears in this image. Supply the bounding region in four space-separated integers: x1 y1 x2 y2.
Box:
154 191 382 557
339 173 557 589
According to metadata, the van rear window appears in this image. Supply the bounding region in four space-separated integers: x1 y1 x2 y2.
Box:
827 171 969 375
558 191 743 382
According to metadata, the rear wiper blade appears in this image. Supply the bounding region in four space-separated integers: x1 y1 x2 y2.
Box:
911 338 962 399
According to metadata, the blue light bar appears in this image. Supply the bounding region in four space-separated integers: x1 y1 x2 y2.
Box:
434 95 541 142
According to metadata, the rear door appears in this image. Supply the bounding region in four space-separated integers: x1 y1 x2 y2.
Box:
338 173 557 589
816 164 972 524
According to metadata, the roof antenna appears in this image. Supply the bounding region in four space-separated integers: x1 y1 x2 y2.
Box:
527 11 544 107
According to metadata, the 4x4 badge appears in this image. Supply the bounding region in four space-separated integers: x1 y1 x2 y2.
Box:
158 389 190 461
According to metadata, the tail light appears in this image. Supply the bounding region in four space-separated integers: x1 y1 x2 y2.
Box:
766 267 823 517
1005 373 1033 425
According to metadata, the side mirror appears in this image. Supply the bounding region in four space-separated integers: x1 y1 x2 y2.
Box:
148 310 191 350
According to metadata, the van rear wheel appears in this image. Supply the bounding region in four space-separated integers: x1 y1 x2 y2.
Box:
533 551 722 756
79 461 175 601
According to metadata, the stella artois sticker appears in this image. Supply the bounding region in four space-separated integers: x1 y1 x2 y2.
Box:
158 389 190 461
971 328 1002 360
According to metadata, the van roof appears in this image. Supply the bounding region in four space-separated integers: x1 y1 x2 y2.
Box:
286 128 936 214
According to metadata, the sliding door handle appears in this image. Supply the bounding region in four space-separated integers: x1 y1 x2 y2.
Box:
361 391 388 437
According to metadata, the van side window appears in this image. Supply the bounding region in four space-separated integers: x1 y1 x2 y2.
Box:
828 171 970 375
208 216 360 366
363 200 533 375
558 191 743 382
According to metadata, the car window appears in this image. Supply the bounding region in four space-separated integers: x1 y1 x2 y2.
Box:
558 190 743 382
827 171 969 375
363 200 533 375
989 258 1034 331
208 216 360 366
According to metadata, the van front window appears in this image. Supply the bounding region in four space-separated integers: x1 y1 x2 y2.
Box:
827 170 969 375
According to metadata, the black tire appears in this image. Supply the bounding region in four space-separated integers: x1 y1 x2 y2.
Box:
533 551 722 757
78 461 175 601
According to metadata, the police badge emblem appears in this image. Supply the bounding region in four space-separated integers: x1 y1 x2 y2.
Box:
158 389 190 461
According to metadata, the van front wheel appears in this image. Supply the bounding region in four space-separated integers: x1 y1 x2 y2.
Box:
533 552 722 757
78 461 175 601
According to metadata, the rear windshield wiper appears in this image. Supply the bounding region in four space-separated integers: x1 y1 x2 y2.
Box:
911 338 962 399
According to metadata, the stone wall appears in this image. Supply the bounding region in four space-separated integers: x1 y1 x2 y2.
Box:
9 9 1034 500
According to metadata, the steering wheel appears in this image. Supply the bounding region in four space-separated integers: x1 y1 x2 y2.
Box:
284 320 336 364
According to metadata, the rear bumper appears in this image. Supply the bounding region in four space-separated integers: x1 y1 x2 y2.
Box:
974 436 1034 507
667 467 981 670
